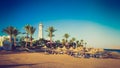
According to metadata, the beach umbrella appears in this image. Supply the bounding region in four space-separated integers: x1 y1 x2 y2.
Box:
73 48 80 56
56 47 61 51
54 47 61 54
69 47 74 51
62 46 67 51
43 46 47 54
43 46 47 48
77 47 84 51
88 49 97 55
61 46 67 54
73 48 79 52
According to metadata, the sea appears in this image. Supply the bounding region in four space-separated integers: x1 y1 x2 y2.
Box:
104 49 120 53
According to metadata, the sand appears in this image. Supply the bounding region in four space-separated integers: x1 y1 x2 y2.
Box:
0 53 120 68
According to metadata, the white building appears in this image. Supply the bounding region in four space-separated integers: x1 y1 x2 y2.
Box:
0 36 10 47
38 23 43 39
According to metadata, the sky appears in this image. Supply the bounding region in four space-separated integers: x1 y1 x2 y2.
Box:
0 0 120 48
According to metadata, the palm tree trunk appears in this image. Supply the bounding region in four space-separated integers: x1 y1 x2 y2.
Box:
9 35 13 50
65 38 68 47
76 43 78 48
25 39 28 48
14 36 16 47
25 33 28 48
65 38 67 43
50 33 52 48
30 35 32 47
9 35 12 43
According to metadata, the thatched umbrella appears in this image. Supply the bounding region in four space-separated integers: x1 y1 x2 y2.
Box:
77 47 84 51
69 47 74 51
43 46 47 54
55 47 61 54
68 47 74 55
73 48 79 52
43 46 47 48
56 47 61 51
62 46 67 51
86 49 98 57
72 48 79 56
61 46 67 54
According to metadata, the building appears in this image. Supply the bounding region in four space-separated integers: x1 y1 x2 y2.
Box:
38 23 43 39
0 36 10 47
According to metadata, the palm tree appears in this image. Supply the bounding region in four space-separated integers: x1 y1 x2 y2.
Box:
80 39 84 47
72 37 76 42
64 33 70 43
76 40 79 48
24 24 31 47
12 28 20 47
24 24 36 47
3 26 15 50
85 42 87 48
46 26 56 47
29 26 36 47
62 39 66 46
69 39 73 47
3 26 14 43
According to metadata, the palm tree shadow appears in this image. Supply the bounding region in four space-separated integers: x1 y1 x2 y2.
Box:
0 63 38 68
0 62 63 68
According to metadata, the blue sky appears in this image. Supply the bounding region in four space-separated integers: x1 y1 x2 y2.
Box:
0 0 120 48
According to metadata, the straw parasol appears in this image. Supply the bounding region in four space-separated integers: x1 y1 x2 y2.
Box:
73 48 79 52
62 46 67 51
43 46 47 54
87 49 97 55
55 47 61 54
56 47 61 51
69 47 74 51
77 47 84 51
61 46 67 54
43 46 47 49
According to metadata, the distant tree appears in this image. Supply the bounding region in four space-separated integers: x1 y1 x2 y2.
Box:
69 38 76 48
3 26 14 43
29 26 36 47
24 24 36 47
19 36 26 47
85 42 87 48
64 33 70 43
12 28 20 47
69 39 73 47
55 40 60 43
55 40 61 47
38 38 46 46
24 24 36 46
72 37 76 42
19 36 25 42
76 40 79 48
62 39 66 46
69 39 73 43
80 39 84 47
3 26 15 50
46 26 56 47
24 24 30 47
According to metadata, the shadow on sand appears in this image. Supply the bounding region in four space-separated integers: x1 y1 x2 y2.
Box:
0 62 64 68
0 63 38 68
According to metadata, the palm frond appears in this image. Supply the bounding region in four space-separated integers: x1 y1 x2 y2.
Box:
12 28 20 37
64 33 70 39
29 26 36 36
2 26 14 35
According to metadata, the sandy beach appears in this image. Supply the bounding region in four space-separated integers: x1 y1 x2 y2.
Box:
0 52 120 68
